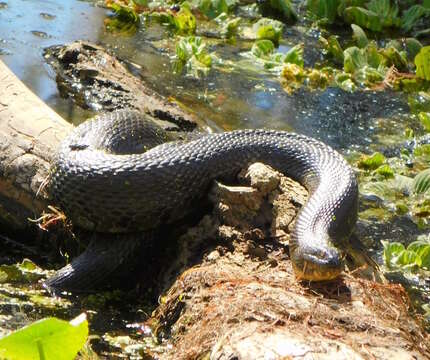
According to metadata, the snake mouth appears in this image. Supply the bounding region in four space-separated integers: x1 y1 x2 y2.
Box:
291 247 344 281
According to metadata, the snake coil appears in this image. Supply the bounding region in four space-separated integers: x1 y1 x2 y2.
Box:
45 110 358 291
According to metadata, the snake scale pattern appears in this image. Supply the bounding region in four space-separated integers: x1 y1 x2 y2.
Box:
45 110 358 291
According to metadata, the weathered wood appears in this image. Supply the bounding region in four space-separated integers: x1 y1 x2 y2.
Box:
0 59 71 231
44 41 199 131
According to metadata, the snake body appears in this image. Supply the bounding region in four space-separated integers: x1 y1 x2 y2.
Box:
46 110 358 291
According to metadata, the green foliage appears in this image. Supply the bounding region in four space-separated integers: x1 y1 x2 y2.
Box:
174 36 213 78
351 24 368 48
149 4 196 34
367 0 399 28
320 35 344 64
249 41 304 69
401 5 430 32
413 169 430 194
0 314 88 360
382 239 430 270
306 0 340 24
374 164 394 179
215 13 240 38
418 112 430 132
252 18 284 45
415 46 430 81
405 38 422 61
192 0 229 19
357 152 386 170
0 259 45 284
344 6 382 32
259 0 297 21
174 5 197 34
251 39 275 58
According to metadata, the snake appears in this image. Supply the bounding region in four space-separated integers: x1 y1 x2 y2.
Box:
44 110 358 292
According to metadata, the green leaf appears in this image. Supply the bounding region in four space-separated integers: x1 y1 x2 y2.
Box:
374 164 394 179
263 0 297 21
251 39 275 58
253 18 284 45
419 246 430 268
351 24 368 48
0 314 88 360
283 44 304 67
382 240 405 267
357 152 386 170
325 35 344 64
394 249 420 267
344 7 382 32
344 46 367 73
405 38 423 61
415 46 430 81
412 168 430 194
418 112 430 132
367 0 399 28
306 0 340 23
195 0 229 19
401 5 430 32
173 5 196 34
380 46 408 71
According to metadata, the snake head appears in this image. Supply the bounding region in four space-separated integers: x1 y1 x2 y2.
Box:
290 243 344 281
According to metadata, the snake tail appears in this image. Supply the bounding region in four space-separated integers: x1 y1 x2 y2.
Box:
44 234 143 293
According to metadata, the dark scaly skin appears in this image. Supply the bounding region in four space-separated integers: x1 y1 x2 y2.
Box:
45 110 358 291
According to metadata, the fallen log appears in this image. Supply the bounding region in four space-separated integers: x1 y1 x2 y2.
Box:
0 59 71 232
0 60 428 359
44 41 199 131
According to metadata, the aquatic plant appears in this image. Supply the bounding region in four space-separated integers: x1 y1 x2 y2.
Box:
0 314 88 360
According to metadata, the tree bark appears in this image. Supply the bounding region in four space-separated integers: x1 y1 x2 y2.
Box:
0 59 71 232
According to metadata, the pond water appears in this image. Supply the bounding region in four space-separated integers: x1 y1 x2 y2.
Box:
0 0 429 357
0 0 411 150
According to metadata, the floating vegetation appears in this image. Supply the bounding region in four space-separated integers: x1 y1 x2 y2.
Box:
0 314 88 360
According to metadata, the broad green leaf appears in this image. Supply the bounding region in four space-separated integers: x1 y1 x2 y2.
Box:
412 168 430 194
283 44 304 67
418 112 430 132
367 0 399 28
253 18 284 45
326 36 344 64
407 240 430 256
195 0 229 19
415 46 430 81
380 46 408 71
382 240 405 267
344 46 367 73
351 24 368 48
263 0 297 21
419 246 430 268
173 6 196 34
344 7 382 32
405 38 423 61
0 314 88 360
394 249 420 267
374 164 394 179
357 152 385 169
401 5 430 32
306 0 340 23
251 40 275 58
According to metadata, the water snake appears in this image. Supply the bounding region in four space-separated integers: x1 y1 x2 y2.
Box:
45 110 358 291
